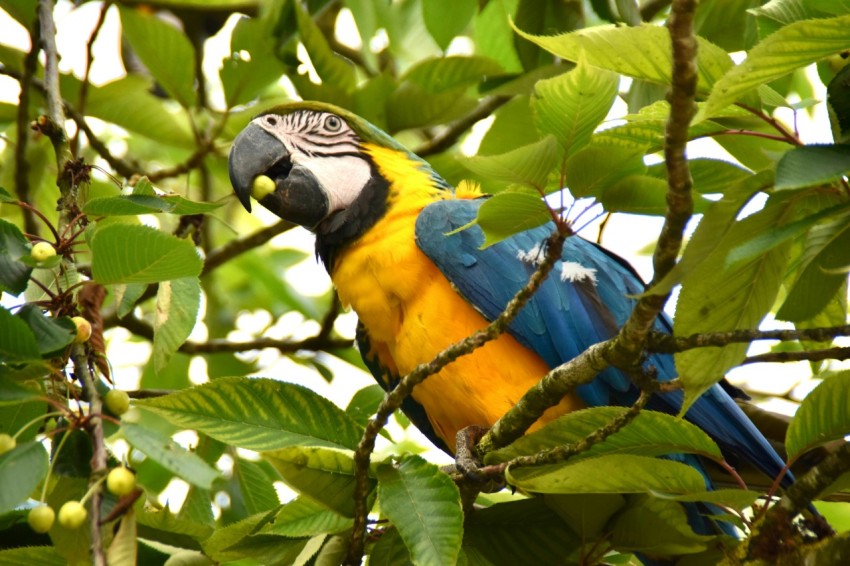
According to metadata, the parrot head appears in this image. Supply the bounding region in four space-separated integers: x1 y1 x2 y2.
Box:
229 101 423 228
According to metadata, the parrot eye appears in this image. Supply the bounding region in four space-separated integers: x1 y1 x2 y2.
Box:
264 115 278 127
324 115 342 132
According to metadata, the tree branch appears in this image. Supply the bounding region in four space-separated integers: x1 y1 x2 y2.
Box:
414 96 511 158
648 325 850 353
15 18 41 236
345 229 568 565
742 347 850 366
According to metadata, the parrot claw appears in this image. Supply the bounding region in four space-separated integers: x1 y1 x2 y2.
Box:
450 425 506 494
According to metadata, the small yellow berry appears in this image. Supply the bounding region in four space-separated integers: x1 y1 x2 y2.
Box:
0 433 15 455
57 501 87 529
71 316 92 343
104 389 130 416
251 175 276 201
30 242 57 262
27 505 55 533
106 467 136 496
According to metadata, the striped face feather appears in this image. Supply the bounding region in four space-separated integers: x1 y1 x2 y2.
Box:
251 110 372 214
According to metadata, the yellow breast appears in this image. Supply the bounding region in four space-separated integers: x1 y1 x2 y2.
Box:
331 145 584 452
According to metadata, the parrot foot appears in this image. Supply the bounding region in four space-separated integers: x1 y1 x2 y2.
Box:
454 425 489 480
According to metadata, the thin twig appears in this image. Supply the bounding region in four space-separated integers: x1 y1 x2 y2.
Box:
345 229 569 565
508 390 652 469
648 324 850 353
742 347 850 365
71 1 110 157
414 96 511 158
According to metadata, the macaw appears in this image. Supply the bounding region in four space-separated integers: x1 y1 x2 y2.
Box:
228 102 791 525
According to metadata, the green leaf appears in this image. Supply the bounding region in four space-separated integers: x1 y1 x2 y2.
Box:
486 407 723 465
118 6 197 107
200 509 279 562
163 195 225 215
122 421 219 489
135 377 364 451
475 191 551 247
463 498 580 564
599 174 673 216
0 219 33 295
370 528 412 565
0 307 40 363
235 458 281 516
83 195 176 216
377 454 463 566
0 186 13 202
153 277 200 372
777 219 850 321
700 14 850 119
263 446 375 517
786 372 850 461
463 135 560 190
544 493 626 540
513 23 733 94
220 14 286 107
386 84 477 132
674 196 793 409
403 56 503 94
106 508 138 566
0 547 65 566
565 143 647 198
0 440 48 512
259 497 353 537
828 64 850 143
423 0 476 50
611 495 712 555
0 375 42 408
345 384 385 424
90 224 202 284
532 54 619 158
295 3 356 93
115 283 147 319
16 306 76 356
507 454 708 495
775 144 850 190
659 488 762 510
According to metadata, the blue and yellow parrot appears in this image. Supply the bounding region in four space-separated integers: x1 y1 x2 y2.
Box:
228 102 790 513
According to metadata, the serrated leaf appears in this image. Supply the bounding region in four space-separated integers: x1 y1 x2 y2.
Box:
220 14 286 107
259 497 352 537
475 191 551 247
345 384 385 424
658 488 762 510
486 407 723 465
403 56 503 94
295 3 356 93
674 196 793 409
611 495 712 555
0 375 42 406
0 307 40 363
377 454 463 566
775 144 850 190
153 277 200 372
423 0 476 50
507 454 708 495
16 306 75 356
0 219 33 295
136 377 364 451
83 195 176 216
0 547 65 566
786 372 850 462
532 53 618 158
828 64 850 143
201 509 279 562
777 220 850 321
235 458 281 516
263 446 375 517
0 440 48 512
701 14 850 119
370 527 412 565
162 195 225 215
0 186 13 202
565 143 647 198
463 135 560 190
513 23 733 94
106 508 137 566
118 6 197 107
90 224 202 284
115 283 147 319
463 498 580 564
122 421 219 489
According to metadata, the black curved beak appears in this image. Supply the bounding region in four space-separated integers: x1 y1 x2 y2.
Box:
228 122 288 213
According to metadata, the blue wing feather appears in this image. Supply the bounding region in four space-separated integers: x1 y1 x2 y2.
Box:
415 198 790 487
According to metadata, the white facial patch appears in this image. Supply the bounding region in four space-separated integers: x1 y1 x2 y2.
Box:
297 153 372 212
560 261 598 285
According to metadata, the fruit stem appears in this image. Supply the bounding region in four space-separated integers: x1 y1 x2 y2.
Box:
39 427 73 502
